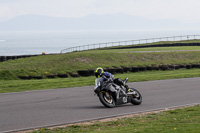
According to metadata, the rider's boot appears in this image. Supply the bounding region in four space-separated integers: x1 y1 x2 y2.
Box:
124 85 129 93
125 85 135 95
121 79 130 93
121 78 135 95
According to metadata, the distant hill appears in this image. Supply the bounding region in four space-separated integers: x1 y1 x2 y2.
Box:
0 13 193 31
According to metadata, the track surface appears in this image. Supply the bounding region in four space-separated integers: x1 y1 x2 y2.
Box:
0 78 200 132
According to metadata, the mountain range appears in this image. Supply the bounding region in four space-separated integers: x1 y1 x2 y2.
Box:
0 13 198 31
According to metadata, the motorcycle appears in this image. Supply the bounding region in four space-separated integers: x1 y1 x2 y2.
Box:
94 77 142 108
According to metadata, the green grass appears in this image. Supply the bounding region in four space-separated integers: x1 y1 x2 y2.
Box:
31 105 200 133
1 46 200 80
1 69 200 93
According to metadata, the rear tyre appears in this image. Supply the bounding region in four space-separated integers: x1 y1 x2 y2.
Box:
99 91 115 108
130 88 142 105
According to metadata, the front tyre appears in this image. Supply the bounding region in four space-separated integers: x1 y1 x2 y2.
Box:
99 91 115 108
130 88 142 105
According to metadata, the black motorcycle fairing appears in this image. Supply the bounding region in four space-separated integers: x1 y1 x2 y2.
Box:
101 83 118 100
94 77 117 94
102 82 117 92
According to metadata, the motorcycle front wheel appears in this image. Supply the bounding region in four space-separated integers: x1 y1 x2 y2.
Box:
99 91 115 108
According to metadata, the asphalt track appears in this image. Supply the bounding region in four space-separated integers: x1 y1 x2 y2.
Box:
0 77 200 133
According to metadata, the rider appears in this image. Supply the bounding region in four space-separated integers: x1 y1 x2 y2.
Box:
94 67 131 93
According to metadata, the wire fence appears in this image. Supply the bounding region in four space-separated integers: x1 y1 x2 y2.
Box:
60 35 200 53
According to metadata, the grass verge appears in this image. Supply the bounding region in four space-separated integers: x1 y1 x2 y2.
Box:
1 69 200 93
1 46 200 80
31 105 200 133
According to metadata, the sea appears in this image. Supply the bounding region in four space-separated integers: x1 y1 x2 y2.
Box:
0 29 200 56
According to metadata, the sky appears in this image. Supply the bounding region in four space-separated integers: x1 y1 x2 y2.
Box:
0 0 200 23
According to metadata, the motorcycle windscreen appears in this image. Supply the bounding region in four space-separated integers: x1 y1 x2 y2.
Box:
94 78 103 93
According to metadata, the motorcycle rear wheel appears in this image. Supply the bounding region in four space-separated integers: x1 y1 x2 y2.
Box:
99 91 115 108
130 88 142 105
